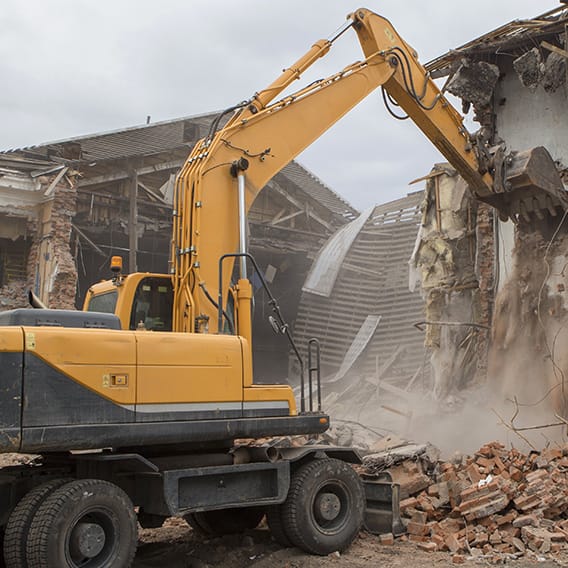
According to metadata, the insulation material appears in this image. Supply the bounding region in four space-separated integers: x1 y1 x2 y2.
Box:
302 207 374 297
411 165 481 400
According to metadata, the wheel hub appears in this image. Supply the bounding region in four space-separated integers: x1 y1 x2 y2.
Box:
69 521 106 559
315 492 341 522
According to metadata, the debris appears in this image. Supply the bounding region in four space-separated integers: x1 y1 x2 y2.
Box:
513 48 544 90
371 440 568 563
513 46 567 92
446 60 500 109
543 51 567 92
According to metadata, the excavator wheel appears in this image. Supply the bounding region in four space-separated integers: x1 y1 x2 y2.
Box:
184 507 265 536
3 478 69 568
25 479 137 568
281 458 365 555
266 506 292 547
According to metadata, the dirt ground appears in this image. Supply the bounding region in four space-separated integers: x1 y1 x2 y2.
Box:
134 518 568 568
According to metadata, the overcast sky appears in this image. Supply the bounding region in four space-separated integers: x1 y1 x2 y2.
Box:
0 1 558 210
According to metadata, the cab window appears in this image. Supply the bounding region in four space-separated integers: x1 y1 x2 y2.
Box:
129 277 173 331
86 290 118 314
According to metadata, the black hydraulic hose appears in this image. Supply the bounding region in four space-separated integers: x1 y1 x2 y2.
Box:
219 252 307 413
198 282 234 334
381 87 409 120
388 49 440 111
205 101 249 144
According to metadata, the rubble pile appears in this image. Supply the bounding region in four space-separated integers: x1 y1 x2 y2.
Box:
0 280 29 310
368 441 568 563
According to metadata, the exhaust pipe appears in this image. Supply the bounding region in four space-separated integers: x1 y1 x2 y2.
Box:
28 290 47 309
232 445 281 464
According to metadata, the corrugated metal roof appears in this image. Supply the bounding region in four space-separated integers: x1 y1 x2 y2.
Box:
293 190 427 383
0 112 216 162
426 5 568 77
0 114 357 220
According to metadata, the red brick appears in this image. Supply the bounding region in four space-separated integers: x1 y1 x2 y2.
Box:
444 533 462 553
407 521 430 536
417 542 437 552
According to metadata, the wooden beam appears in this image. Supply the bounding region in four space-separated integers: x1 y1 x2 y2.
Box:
78 159 185 187
268 179 334 232
269 207 287 225
71 224 106 257
541 40 568 59
43 166 69 197
270 209 303 226
138 181 169 205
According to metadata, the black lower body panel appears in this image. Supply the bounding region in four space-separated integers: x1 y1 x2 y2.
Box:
19 413 329 453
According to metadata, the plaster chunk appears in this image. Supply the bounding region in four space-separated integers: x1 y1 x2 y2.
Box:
543 51 567 93
513 48 544 91
446 60 500 108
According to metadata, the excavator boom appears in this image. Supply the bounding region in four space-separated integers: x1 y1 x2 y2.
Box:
171 8 566 335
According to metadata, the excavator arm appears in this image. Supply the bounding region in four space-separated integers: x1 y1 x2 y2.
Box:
172 8 565 335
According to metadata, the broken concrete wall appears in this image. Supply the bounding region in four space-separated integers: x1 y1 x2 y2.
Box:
0 168 78 311
496 57 568 164
482 43 568 422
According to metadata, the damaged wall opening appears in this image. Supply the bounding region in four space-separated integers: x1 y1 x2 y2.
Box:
0 237 29 287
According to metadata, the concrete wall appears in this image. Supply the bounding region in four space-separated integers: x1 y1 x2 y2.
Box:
495 59 568 167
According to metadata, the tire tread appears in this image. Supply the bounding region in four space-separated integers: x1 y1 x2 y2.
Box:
26 479 137 568
281 458 364 555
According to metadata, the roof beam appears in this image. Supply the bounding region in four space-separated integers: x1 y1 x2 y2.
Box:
78 159 185 187
268 179 334 232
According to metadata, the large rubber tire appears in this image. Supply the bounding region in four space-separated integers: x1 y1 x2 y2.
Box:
3 478 69 568
26 479 137 568
184 507 264 536
266 506 292 547
281 458 365 555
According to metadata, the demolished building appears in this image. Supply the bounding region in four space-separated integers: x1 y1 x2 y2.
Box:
0 113 357 380
291 3 568 439
420 5 568 428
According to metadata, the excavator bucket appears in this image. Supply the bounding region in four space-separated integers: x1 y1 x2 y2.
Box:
485 146 568 223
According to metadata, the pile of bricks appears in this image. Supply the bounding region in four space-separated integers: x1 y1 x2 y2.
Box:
381 442 568 563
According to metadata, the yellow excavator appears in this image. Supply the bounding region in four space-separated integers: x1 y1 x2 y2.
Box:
0 8 564 567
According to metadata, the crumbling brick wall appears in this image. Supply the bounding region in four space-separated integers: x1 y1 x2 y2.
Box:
48 178 78 309
24 173 78 310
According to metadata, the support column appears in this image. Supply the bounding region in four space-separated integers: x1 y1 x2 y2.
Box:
129 168 138 273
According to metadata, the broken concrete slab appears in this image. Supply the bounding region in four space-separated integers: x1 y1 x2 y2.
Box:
543 51 567 92
446 59 500 108
513 48 544 90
